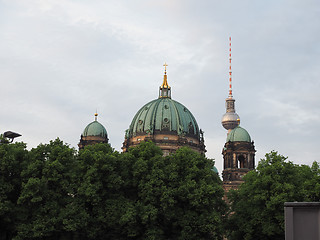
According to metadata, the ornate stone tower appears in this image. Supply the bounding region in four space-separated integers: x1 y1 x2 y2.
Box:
222 122 255 193
122 63 206 155
221 38 256 193
78 113 109 149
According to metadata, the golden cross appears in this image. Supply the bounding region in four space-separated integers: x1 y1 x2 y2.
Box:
163 62 168 72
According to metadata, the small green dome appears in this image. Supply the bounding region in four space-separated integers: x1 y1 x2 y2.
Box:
83 120 108 138
226 126 251 142
127 98 200 139
212 166 219 174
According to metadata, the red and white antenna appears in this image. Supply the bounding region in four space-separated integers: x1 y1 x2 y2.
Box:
228 36 233 98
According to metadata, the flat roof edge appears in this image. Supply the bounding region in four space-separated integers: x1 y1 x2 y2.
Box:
284 202 320 207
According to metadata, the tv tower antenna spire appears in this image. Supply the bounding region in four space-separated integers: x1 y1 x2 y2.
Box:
221 36 240 132
229 37 233 98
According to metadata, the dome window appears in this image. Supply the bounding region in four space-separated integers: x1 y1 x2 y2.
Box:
138 120 143 125
162 124 169 130
164 105 169 109
164 118 169 123
188 122 194 134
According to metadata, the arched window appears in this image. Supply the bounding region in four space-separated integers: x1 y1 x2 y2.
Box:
238 155 245 168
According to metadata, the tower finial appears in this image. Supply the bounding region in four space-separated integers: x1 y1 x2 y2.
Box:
229 37 233 98
163 62 168 74
95 111 98 121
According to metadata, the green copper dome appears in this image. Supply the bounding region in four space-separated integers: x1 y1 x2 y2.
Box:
212 165 219 174
122 65 206 154
226 126 251 142
83 120 108 138
127 97 200 139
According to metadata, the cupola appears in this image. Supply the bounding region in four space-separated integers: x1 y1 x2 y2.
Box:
78 113 109 149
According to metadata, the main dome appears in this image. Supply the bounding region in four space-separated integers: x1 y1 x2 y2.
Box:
127 98 200 139
122 64 205 155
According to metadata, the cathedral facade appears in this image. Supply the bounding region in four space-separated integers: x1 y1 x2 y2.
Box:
79 53 255 191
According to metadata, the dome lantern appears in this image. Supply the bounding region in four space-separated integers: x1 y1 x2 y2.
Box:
159 62 171 99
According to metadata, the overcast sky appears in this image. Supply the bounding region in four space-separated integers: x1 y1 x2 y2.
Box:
1 0 319 174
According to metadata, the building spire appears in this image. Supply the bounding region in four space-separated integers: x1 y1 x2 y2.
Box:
95 111 98 121
159 62 171 98
229 37 233 98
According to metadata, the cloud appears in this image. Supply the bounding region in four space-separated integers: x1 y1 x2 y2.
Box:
0 0 319 168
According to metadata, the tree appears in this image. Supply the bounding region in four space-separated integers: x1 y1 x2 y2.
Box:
74 142 125 239
302 161 320 201
120 142 226 240
226 151 320 240
0 139 226 240
0 141 28 240
74 141 226 240
16 139 77 240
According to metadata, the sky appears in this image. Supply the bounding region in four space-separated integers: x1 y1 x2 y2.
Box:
1 0 319 174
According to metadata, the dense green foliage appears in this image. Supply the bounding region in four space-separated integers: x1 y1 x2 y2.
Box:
2 139 319 240
0 140 226 240
226 151 320 240
0 141 28 239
